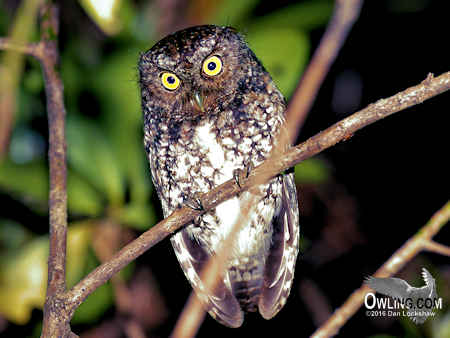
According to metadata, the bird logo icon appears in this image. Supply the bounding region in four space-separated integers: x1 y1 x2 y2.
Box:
364 268 440 324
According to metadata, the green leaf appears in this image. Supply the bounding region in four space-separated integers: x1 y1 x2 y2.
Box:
91 50 142 127
0 6 11 35
9 126 45 164
0 236 48 324
433 311 450 338
91 49 152 204
294 158 331 184
23 66 44 93
0 219 31 251
78 0 123 35
0 158 104 216
213 0 260 27
66 222 95 288
251 0 333 32
246 27 309 98
71 279 113 324
118 202 158 230
60 54 84 106
0 159 48 209
67 171 103 216
16 86 45 124
66 115 125 205
124 137 152 204
71 246 113 324
0 222 93 325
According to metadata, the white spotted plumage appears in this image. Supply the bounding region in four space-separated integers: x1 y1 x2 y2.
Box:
139 25 300 327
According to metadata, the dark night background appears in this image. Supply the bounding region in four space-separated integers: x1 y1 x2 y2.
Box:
0 1 448 337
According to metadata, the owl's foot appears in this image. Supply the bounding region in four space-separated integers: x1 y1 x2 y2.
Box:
233 162 253 189
184 192 204 211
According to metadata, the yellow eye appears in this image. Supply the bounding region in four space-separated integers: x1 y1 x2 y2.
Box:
202 55 222 76
161 72 180 90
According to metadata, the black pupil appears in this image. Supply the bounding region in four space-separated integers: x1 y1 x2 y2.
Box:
167 76 175 84
207 61 216 71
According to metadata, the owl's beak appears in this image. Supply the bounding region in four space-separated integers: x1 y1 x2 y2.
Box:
192 91 205 113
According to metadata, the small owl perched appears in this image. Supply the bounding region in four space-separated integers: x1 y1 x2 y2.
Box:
139 25 299 327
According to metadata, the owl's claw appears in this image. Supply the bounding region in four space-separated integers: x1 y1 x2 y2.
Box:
184 192 204 211
233 162 253 189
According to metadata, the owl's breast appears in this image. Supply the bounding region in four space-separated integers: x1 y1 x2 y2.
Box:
164 119 243 212
147 94 285 210
165 116 279 243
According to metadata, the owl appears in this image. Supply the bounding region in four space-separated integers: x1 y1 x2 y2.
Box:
139 25 299 327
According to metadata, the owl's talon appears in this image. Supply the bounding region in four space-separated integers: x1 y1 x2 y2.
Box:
185 193 204 211
233 169 242 188
233 162 253 189
193 215 202 225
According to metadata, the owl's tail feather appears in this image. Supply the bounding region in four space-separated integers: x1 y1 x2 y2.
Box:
229 261 264 312
232 278 263 312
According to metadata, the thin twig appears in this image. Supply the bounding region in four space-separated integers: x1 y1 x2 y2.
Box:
171 196 257 337
311 201 450 338
122 319 146 338
0 38 41 56
299 279 333 327
42 1 67 292
65 71 450 317
286 0 363 142
422 240 450 257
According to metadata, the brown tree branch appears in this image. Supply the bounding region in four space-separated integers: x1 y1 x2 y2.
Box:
299 279 333 327
286 0 363 142
311 201 450 338
422 240 450 256
66 71 450 319
0 38 41 56
0 4 70 336
36 3 71 338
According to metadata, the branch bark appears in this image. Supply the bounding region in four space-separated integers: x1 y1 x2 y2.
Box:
423 240 450 256
311 201 450 338
1 3 70 336
36 3 71 338
286 0 363 141
0 38 40 56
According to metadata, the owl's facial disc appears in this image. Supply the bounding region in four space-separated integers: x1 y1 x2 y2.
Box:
139 25 251 121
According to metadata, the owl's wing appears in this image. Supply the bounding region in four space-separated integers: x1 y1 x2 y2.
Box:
259 172 300 319
171 230 244 328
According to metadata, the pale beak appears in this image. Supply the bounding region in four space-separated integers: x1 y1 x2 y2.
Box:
192 91 205 113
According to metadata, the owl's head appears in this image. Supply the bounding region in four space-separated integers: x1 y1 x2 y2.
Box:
139 25 266 123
